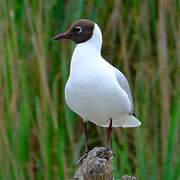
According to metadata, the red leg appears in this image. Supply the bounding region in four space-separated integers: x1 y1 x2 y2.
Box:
83 121 89 152
107 119 112 148
75 121 89 166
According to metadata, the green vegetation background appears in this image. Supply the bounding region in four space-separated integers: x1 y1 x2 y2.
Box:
0 0 179 179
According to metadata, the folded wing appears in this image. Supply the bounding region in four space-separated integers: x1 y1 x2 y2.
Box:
112 67 134 114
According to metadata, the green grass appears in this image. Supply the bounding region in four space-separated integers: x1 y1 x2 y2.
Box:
0 0 179 179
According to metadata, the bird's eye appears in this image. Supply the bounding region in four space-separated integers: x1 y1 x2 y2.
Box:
75 26 82 33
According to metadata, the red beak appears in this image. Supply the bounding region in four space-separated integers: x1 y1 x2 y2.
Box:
53 32 70 40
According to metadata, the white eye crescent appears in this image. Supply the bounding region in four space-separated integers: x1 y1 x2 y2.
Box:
75 26 82 33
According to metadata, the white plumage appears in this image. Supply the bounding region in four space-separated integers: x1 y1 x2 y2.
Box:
65 24 141 127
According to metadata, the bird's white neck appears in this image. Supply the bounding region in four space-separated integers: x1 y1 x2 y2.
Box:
86 23 102 51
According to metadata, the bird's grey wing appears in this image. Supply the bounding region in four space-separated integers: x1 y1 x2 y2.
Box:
112 67 134 114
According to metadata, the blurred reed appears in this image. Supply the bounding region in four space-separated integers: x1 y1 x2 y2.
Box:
0 0 179 179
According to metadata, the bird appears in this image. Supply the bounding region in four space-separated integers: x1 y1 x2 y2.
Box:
53 19 141 150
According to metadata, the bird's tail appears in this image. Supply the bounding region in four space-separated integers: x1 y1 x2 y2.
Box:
112 114 141 127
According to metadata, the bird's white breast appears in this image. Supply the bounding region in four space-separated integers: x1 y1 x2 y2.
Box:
65 44 131 126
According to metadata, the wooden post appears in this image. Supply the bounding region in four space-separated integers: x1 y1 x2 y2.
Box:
72 147 136 180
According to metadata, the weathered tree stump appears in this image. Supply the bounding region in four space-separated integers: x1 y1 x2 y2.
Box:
72 147 136 180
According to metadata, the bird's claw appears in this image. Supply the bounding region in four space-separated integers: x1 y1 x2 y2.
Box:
75 152 88 166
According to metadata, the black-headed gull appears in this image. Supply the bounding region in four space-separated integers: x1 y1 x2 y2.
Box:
53 19 141 149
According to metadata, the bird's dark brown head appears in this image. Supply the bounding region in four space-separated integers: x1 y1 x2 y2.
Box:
53 19 95 43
